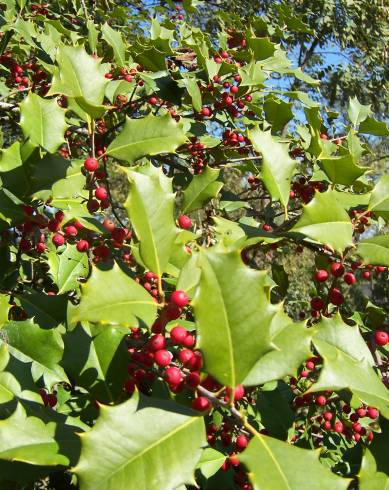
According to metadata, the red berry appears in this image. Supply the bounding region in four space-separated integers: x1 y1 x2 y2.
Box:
220 50 229 59
76 239 89 252
84 157 99 172
356 408 366 418
52 233 65 247
315 395 327 406
320 133 328 140
148 334 166 351
226 384 245 401
235 434 248 450
314 269 329 282
182 333 195 347
344 272 356 285
362 271 371 279
165 303 182 320
186 371 200 388
164 366 182 385
178 349 194 364
331 262 345 277
55 210 65 222
154 349 173 367
170 290 189 307
170 326 188 345
374 331 389 346
87 199 100 213
64 225 78 237
191 396 211 412
124 379 135 393
178 215 192 229
367 407 379 419
148 96 158 105
310 297 325 311
201 107 211 117
352 422 362 433
323 411 333 421
95 187 108 201
323 421 331 430
47 394 57 407
334 421 344 433
329 288 344 306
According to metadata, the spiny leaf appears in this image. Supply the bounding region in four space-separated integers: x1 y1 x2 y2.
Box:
48 45 109 118
356 236 389 267
0 404 69 466
192 248 279 387
19 93 68 153
290 190 353 253
74 392 205 490
62 323 129 403
124 162 178 277
68 263 157 328
1 320 68 387
249 127 296 208
105 113 187 164
368 176 389 221
183 166 223 213
46 244 89 294
101 22 126 66
240 432 351 490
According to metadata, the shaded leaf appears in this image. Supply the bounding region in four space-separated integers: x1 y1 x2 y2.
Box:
62 323 128 404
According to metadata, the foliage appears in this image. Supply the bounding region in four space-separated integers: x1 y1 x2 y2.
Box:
0 0 387 489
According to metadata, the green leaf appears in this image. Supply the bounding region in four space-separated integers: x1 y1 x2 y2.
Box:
359 117 389 137
183 166 223 213
238 60 267 87
0 142 30 199
46 244 89 294
240 433 351 490
314 314 375 367
197 447 225 479
358 449 389 490
0 295 10 327
62 323 128 403
48 45 109 118
290 190 353 253
124 162 178 277
101 22 126 67
74 393 205 490
18 290 68 328
105 113 187 164
348 97 372 126
255 381 295 439
192 248 278 387
0 404 69 466
181 76 202 111
87 20 98 53
308 339 389 419
1 320 68 387
319 154 366 185
263 96 294 133
68 263 157 328
368 176 389 221
244 321 312 386
249 127 296 208
356 235 389 267
19 93 68 153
